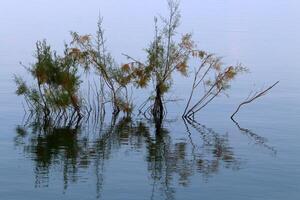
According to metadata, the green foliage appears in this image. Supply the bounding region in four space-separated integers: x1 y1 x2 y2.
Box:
15 0 249 126
15 40 83 126
14 76 28 95
121 1 193 122
69 18 134 115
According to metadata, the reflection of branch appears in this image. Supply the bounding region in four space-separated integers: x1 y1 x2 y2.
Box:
183 117 212 145
231 81 279 119
182 117 241 175
231 118 276 154
182 118 198 160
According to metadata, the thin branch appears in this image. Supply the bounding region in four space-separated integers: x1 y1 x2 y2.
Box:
231 81 279 119
122 53 146 67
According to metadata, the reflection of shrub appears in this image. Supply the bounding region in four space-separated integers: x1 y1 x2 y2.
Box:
15 116 240 193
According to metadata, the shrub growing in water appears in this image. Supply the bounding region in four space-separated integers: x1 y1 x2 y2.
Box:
122 0 247 125
15 0 250 129
15 41 83 127
69 18 133 117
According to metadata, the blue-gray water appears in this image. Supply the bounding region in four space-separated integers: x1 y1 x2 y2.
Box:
0 0 299 199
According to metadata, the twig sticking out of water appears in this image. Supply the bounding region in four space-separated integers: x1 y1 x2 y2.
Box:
231 81 279 120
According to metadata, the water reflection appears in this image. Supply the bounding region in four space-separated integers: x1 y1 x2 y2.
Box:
231 118 276 154
15 116 241 199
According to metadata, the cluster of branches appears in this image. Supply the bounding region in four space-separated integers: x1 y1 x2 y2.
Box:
121 0 248 125
15 41 83 127
15 0 278 129
15 18 134 128
69 17 133 117
182 51 247 119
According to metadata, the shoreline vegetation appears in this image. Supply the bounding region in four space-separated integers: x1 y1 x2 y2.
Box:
14 0 278 131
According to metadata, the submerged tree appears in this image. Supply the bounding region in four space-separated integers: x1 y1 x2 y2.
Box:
15 19 135 128
15 0 270 129
123 0 190 125
15 41 83 127
182 49 247 118
69 17 133 117
123 0 247 125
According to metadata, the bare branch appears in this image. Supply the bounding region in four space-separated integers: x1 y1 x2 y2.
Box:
231 81 279 119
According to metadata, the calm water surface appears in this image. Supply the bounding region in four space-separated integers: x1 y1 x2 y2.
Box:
0 0 299 199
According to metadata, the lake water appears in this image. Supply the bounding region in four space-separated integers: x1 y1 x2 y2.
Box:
0 0 299 199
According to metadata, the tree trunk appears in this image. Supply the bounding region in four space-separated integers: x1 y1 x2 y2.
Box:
152 84 164 129
70 95 82 127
